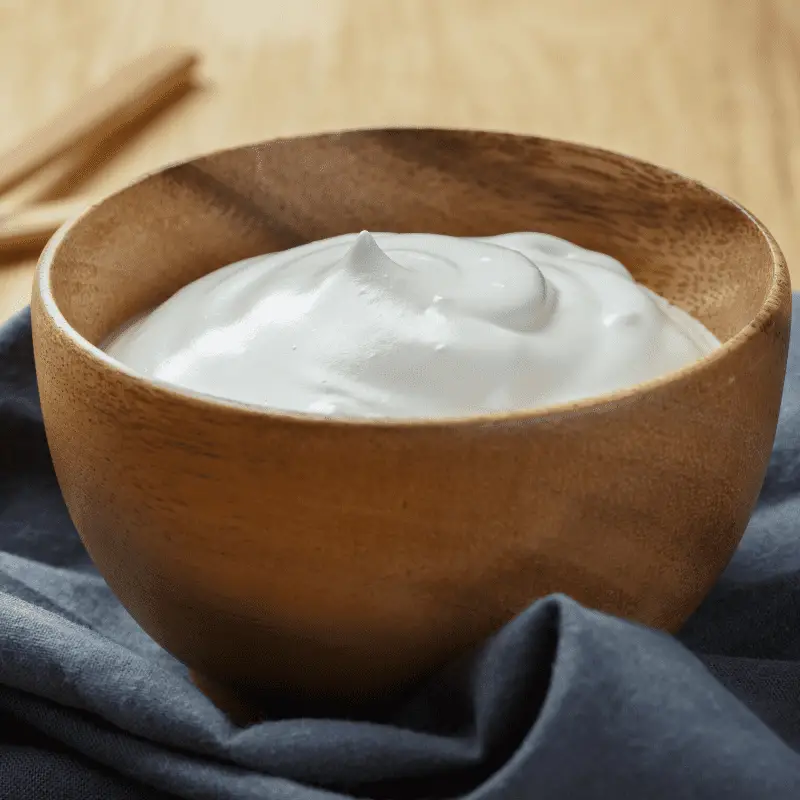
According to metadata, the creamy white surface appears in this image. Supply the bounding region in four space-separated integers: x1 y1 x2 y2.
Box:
104 231 720 418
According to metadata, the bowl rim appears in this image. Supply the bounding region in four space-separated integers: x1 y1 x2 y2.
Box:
34 127 792 429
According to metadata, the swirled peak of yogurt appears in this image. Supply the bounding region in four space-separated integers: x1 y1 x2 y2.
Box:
104 231 720 418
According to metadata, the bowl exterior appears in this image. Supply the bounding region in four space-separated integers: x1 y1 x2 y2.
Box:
31 275 790 700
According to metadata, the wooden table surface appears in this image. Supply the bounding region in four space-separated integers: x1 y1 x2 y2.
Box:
1 0 798 321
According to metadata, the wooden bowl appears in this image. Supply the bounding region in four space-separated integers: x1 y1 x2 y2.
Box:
31 129 791 711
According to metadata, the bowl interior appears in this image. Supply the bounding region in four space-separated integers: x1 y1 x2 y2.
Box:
46 129 775 352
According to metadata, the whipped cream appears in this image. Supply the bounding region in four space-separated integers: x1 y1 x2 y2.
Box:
104 231 720 418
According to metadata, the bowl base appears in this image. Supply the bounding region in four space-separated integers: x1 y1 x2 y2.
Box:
190 670 265 726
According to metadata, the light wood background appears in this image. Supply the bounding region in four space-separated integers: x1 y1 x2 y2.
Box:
1 0 798 321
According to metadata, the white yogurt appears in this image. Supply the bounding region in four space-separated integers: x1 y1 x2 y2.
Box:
104 231 720 418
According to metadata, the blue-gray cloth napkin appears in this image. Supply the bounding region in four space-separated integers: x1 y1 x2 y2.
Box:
1 302 800 799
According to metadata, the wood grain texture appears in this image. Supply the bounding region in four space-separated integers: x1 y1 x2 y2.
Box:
1 0 799 320
31 131 790 708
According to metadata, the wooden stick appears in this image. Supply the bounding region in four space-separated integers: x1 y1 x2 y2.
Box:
0 198 90 255
0 48 198 197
